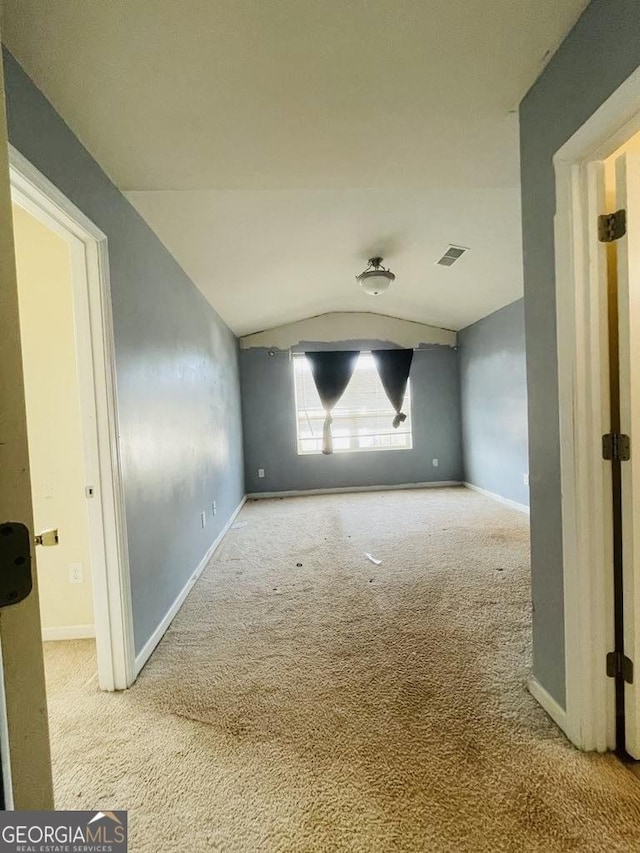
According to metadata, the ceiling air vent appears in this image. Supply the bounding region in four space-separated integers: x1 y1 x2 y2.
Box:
436 245 468 267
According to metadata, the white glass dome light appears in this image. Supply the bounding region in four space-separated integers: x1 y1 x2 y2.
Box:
356 257 395 296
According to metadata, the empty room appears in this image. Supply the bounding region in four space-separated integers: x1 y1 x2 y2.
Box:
2 2 640 851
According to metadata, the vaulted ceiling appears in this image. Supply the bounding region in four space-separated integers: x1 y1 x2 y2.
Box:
1 0 588 335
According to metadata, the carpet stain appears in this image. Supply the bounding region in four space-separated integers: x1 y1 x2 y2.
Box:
43 488 640 851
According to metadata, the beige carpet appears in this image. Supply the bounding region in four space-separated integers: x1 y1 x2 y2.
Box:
43 487 640 851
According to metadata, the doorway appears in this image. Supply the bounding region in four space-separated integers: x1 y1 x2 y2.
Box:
13 203 96 644
553 65 640 755
9 147 136 698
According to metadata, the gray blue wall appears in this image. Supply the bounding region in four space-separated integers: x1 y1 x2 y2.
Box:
240 343 463 493
520 0 640 706
459 299 529 507
2 50 245 655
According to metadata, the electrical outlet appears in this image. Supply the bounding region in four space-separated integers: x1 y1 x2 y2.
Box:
69 563 83 584
432 458 439 467
201 511 207 528
212 501 217 516
258 468 265 479
524 473 529 486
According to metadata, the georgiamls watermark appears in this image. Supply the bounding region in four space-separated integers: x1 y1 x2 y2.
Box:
0 811 127 852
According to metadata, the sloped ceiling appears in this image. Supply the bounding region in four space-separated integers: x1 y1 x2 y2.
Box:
1 0 588 334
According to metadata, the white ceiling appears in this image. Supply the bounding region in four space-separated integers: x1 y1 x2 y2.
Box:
127 187 523 335
2 0 588 334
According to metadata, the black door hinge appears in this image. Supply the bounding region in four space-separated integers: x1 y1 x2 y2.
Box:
603 433 631 461
607 650 634 684
598 209 627 242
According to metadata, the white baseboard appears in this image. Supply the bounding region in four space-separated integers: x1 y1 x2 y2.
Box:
247 481 462 499
42 624 96 641
464 482 530 515
134 496 247 675
527 675 569 736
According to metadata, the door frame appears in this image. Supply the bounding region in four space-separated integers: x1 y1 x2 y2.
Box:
9 146 136 691
553 65 640 751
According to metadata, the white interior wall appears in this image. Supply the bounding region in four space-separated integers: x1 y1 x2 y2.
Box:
12 203 94 638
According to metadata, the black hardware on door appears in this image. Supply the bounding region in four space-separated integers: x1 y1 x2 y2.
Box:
600 209 630 756
0 522 33 607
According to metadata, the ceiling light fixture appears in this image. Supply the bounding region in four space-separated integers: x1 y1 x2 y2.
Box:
356 257 395 296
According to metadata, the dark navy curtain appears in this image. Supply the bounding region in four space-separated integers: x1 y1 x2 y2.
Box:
372 349 414 428
305 351 359 454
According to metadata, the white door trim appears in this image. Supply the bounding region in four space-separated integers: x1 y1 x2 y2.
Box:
553 65 640 750
9 146 136 691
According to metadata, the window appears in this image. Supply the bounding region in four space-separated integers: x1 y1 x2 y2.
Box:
293 352 413 455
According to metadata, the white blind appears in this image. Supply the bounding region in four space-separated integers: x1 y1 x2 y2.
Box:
293 352 412 455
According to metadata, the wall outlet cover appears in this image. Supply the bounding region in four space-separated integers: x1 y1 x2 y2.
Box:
432 458 439 467
258 468 265 478
200 511 207 528
68 563 83 584
212 501 217 516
